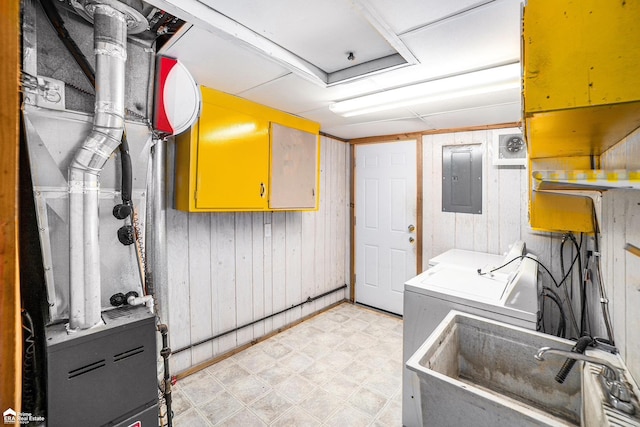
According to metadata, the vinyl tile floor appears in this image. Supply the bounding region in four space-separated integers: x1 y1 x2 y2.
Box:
171 302 403 426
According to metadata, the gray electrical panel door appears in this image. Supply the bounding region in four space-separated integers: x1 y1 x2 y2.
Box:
442 144 482 214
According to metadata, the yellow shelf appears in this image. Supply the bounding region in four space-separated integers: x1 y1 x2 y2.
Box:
522 0 640 232
525 103 640 159
529 191 596 234
532 169 640 191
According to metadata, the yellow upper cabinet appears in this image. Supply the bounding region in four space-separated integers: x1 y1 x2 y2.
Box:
523 0 640 159
196 102 270 210
175 87 320 212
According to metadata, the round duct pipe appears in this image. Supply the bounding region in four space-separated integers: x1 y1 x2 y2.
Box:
71 0 148 34
67 0 148 331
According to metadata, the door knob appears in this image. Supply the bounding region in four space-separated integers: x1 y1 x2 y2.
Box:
408 224 416 232
409 237 415 244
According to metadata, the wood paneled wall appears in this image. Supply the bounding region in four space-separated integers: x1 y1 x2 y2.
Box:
600 127 640 381
422 130 584 338
166 136 350 374
423 130 564 266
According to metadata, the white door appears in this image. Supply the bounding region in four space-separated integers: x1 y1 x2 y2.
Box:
355 141 417 315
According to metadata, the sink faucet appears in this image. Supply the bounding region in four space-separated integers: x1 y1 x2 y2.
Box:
535 347 636 415
535 347 620 381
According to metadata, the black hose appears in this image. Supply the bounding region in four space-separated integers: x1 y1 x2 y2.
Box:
479 255 560 288
560 236 566 289
568 233 587 336
120 132 133 206
542 287 566 338
555 335 593 384
480 254 569 336
158 324 172 427
556 233 582 289
559 234 579 337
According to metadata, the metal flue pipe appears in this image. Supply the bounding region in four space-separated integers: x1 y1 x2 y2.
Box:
68 3 129 330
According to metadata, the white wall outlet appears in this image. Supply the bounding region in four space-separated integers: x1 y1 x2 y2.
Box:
264 223 271 237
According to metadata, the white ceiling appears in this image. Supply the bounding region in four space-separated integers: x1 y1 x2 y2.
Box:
149 0 523 140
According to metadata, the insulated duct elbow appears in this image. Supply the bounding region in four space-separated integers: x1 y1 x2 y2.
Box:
68 0 147 331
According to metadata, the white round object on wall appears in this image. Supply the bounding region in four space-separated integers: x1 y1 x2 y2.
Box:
154 56 201 136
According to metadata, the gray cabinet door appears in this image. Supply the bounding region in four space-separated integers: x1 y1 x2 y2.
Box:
269 122 318 209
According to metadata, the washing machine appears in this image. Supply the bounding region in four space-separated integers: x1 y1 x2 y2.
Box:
427 240 525 269
402 247 539 427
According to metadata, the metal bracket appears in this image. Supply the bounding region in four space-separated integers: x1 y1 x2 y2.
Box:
22 73 66 110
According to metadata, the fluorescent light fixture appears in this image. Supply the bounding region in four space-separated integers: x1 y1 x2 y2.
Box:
329 63 521 117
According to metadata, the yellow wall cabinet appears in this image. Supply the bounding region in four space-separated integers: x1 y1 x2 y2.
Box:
175 87 320 212
523 0 640 158
523 0 640 232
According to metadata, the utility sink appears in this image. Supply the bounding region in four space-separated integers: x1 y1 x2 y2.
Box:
406 311 640 427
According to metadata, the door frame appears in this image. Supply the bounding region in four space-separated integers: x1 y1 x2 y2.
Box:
349 137 424 303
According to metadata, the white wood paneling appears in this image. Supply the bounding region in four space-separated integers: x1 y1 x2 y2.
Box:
235 213 254 346
425 133 456 262
422 129 586 339
471 130 489 253
262 212 274 335
166 209 191 371
601 126 640 380
285 211 302 324
623 194 640 379
423 130 529 269
422 127 639 357
189 214 213 364
213 213 237 354
166 137 350 374
271 212 287 330
300 210 317 318
251 212 265 338
603 192 625 349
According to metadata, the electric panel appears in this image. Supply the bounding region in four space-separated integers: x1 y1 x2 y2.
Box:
442 144 482 214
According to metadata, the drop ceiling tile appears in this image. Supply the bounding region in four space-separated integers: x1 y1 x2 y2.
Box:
401 0 521 77
324 117 431 140
409 87 521 116
304 102 418 126
161 25 291 94
366 0 493 34
239 73 380 116
201 0 397 73
420 102 521 129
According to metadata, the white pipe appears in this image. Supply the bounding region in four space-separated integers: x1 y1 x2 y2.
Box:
68 4 128 330
146 138 168 320
127 295 154 313
68 173 85 327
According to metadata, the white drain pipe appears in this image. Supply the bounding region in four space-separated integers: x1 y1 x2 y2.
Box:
68 3 128 330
